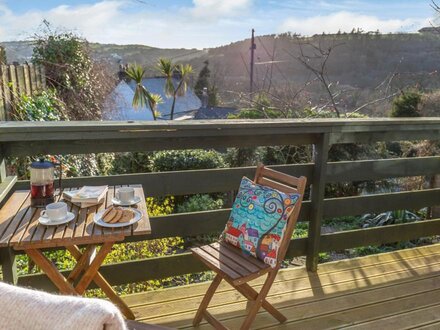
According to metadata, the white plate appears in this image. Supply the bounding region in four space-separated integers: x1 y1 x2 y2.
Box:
94 208 142 228
38 212 75 226
111 196 141 206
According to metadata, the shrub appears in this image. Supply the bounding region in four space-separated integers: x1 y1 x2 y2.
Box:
177 194 223 213
14 89 65 121
390 91 422 117
32 22 115 120
149 149 225 172
111 152 151 174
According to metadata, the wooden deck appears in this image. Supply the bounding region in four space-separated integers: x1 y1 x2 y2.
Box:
123 243 440 329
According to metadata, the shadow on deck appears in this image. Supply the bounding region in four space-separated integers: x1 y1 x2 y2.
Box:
123 243 440 329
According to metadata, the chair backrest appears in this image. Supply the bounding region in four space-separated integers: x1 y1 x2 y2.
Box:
253 164 307 267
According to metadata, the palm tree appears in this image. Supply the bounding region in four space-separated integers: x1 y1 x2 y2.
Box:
125 64 162 120
157 58 193 120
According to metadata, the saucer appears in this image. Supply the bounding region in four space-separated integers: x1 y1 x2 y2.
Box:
112 196 141 206
38 212 75 226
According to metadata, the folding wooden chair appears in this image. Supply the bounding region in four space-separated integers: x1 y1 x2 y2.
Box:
191 164 307 330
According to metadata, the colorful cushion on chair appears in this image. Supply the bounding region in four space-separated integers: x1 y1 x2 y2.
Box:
222 177 300 268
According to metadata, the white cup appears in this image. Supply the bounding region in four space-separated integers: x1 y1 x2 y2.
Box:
41 202 68 221
116 187 135 203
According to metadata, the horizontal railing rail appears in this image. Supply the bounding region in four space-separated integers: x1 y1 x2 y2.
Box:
1 118 440 291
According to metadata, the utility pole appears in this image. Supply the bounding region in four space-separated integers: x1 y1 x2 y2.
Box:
250 28 256 94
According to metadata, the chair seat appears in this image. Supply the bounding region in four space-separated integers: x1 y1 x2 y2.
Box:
191 241 271 285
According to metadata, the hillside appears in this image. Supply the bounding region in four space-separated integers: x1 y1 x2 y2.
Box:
3 31 440 115
0 41 207 73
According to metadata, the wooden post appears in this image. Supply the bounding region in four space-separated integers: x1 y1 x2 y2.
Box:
16 65 25 96
306 133 330 272
35 65 42 90
29 64 37 93
39 66 46 89
0 248 17 284
0 65 5 121
23 64 32 96
1 65 11 120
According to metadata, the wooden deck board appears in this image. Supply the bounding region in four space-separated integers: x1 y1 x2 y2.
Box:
123 243 440 329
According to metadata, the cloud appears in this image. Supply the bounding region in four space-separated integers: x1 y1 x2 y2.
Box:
0 1 432 49
190 0 253 19
0 0 256 48
279 11 430 35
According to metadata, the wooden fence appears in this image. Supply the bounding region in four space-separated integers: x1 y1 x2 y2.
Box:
1 119 440 291
0 64 46 121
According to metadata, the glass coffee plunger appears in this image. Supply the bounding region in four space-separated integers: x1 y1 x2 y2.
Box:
30 158 61 208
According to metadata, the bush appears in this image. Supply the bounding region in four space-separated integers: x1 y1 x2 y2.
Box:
111 152 151 174
177 194 223 213
32 22 115 120
390 91 421 117
14 89 65 121
149 149 225 172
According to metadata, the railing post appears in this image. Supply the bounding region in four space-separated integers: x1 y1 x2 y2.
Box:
306 133 330 272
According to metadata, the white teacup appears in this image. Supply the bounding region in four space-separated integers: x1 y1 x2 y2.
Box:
41 202 68 221
116 187 135 203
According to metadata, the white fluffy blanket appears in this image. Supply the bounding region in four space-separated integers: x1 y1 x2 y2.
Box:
0 282 127 330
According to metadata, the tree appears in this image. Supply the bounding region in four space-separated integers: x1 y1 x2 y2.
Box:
31 21 115 120
125 64 162 120
194 61 210 99
390 91 421 117
195 61 219 107
157 58 193 120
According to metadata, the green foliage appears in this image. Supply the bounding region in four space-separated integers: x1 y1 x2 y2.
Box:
32 22 114 120
323 216 363 231
149 149 225 172
230 94 282 119
177 194 223 213
146 196 175 216
157 58 193 119
111 152 151 174
125 64 162 120
318 252 331 263
391 91 422 117
14 89 65 121
293 222 308 238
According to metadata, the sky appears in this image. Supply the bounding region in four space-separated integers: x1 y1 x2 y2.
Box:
0 0 436 49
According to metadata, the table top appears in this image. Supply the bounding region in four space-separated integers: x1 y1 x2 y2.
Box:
0 184 151 250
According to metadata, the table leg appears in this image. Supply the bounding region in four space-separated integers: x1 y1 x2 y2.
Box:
26 249 77 295
74 241 114 295
67 245 135 320
67 245 95 284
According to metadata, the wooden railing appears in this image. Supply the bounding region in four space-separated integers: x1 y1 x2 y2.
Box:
1 118 440 291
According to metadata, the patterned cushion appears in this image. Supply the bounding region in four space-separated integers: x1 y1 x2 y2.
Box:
222 177 300 268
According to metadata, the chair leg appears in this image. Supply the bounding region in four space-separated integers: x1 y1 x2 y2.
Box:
240 272 279 330
193 274 223 326
224 272 286 324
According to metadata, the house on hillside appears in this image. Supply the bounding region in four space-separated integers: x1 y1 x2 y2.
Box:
103 77 202 121
103 75 237 121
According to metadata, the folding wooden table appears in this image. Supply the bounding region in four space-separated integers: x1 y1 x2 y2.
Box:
0 184 151 320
